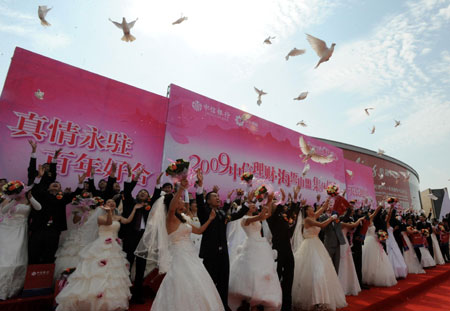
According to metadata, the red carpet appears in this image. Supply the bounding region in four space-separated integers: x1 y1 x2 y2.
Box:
342 263 450 311
1 264 449 310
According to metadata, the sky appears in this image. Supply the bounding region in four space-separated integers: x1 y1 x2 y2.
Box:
0 0 449 191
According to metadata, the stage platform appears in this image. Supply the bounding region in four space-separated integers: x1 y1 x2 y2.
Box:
1 264 449 310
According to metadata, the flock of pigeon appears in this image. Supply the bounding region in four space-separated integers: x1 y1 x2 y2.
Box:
37 5 403 160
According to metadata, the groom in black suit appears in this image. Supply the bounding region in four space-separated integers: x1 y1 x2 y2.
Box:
120 165 152 304
195 170 249 310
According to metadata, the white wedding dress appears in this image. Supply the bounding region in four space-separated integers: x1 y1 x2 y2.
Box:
419 245 436 268
55 221 131 311
338 227 361 296
386 227 408 278
292 225 347 311
151 223 224 311
229 216 282 310
188 215 202 255
362 224 397 287
227 206 247 263
54 207 102 280
0 201 40 300
401 232 425 274
431 233 445 265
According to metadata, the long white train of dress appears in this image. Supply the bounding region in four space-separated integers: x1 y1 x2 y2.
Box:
386 227 408 278
338 227 361 296
431 233 445 265
401 232 425 274
362 225 397 287
151 223 224 311
55 221 131 311
292 226 347 311
229 216 282 310
0 203 37 300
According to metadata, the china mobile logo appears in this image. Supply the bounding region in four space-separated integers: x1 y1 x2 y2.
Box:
192 100 202 112
31 270 51 276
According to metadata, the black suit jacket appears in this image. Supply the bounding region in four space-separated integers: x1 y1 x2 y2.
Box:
196 192 249 259
30 173 80 232
88 176 116 200
267 202 301 251
121 181 150 235
27 157 56 186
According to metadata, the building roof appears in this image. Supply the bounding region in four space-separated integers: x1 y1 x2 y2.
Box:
313 137 420 182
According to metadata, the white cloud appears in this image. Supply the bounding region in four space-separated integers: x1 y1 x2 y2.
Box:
438 4 450 19
126 0 343 57
0 6 71 50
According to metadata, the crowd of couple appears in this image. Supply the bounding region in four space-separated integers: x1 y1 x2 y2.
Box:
1 143 449 311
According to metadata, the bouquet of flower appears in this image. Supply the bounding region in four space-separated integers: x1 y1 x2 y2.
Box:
326 184 339 197
377 230 388 242
165 159 190 180
240 172 254 183
255 185 268 201
2 180 25 196
93 196 104 207
236 188 244 196
421 228 430 238
439 224 446 232
387 197 398 205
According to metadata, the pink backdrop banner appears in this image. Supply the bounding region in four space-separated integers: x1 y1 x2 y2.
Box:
163 84 346 204
0 47 168 191
344 159 377 209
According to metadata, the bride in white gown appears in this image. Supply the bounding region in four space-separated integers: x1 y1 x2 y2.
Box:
362 205 397 287
292 203 347 311
0 189 41 300
229 193 282 311
385 206 408 279
338 215 364 296
136 178 223 311
55 199 139 311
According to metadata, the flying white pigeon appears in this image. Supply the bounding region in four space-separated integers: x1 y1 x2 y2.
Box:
365 107 374 116
109 17 138 42
296 120 307 127
356 157 361 163
428 193 438 200
302 163 310 176
377 148 385 156
394 120 401 127
34 89 44 100
379 173 384 180
263 36 276 44
381 182 386 186
346 169 353 178
299 136 335 164
172 15 188 25
306 33 336 69
370 126 375 134
372 165 377 176
38 6 52 26
285 48 306 60
254 87 267 106
294 92 308 101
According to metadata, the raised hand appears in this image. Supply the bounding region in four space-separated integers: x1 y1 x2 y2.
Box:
293 185 301 200
212 185 220 193
126 163 132 178
78 172 87 184
227 189 235 199
28 140 37 153
54 148 63 159
37 164 45 178
196 169 203 187
111 162 117 174
156 172 164 185
134 167 144 181
247 190 255 203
